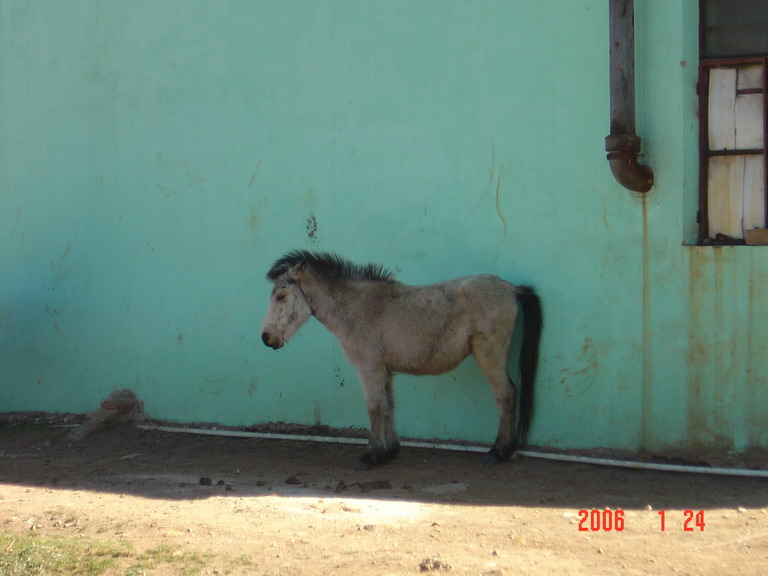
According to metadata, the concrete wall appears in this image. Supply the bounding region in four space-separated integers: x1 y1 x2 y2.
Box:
2 1 765 454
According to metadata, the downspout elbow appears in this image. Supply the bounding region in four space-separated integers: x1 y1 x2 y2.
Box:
606 0 654 193
605 134 654 193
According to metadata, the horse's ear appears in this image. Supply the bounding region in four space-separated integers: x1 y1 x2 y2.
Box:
287 260 306 281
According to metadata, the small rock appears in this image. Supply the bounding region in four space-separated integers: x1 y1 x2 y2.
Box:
286 475 302 485
419 555 452 572
199 477 212 486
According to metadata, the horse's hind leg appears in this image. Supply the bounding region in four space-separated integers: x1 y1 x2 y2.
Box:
472 335 517 464
355 367 400 470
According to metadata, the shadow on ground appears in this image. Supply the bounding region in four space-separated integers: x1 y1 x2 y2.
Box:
1 418 767 513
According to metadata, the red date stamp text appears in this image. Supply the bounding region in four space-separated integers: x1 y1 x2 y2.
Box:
577 509 705 532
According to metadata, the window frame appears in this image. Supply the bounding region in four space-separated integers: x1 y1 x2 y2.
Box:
698 0 768 244
698 56 768 243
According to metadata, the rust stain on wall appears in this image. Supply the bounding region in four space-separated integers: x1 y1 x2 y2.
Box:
684 246 764 452
558 337 601 397
249 207 260 231
686 247 717 446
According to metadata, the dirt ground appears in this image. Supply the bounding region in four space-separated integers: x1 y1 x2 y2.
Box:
1 416 767 575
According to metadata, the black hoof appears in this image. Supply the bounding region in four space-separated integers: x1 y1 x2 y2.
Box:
357 442 400 470
485 441 516 465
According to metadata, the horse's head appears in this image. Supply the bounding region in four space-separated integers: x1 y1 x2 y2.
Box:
260 269 312 350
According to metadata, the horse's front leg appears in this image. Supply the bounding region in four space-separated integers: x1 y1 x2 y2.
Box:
355 367 400 470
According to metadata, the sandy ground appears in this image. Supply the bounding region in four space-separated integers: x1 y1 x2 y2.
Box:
1 417 768 575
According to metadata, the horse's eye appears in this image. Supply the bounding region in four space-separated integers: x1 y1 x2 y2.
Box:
276 294 286 302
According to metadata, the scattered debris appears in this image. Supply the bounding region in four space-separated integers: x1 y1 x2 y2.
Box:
358 480 391 493
419 555 452 572
67 390 143 440
0 412 86 427
332 479 391 493
358 524 375 531
119 453 141 461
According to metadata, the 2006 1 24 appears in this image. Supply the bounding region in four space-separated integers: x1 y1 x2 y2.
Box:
578 509 705 532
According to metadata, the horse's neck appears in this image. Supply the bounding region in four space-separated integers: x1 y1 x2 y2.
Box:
301 277 355 333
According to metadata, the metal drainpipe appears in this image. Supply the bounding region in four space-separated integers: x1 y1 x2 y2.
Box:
605 0 654 193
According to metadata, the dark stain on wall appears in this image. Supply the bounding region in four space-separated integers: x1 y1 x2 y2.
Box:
306 215 318 243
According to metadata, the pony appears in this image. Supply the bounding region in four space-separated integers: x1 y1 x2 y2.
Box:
260 250 543 469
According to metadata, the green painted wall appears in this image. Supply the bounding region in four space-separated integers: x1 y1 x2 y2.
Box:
1 1 765 454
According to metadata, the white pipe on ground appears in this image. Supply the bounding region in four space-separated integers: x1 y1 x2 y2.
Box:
138 424 768 479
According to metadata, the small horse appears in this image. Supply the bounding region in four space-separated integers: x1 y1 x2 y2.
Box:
260 250 543 469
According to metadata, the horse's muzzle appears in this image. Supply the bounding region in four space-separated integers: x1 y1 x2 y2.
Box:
261 332 283 350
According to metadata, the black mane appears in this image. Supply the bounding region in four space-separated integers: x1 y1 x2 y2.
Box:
266 250 394 283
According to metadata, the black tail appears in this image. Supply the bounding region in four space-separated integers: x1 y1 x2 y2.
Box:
515 285 543 445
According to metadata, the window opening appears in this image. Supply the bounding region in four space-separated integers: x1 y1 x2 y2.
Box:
699 1 768 244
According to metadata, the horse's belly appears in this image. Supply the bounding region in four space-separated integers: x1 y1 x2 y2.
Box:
385 338 470 376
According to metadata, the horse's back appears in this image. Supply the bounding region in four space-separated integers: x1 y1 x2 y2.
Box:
344 274 519 375
455 274 518 301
